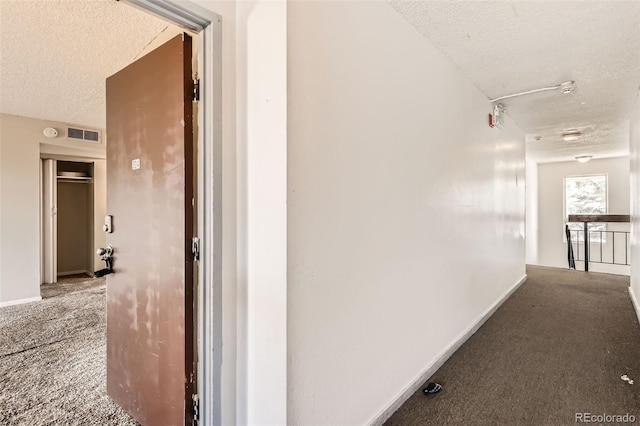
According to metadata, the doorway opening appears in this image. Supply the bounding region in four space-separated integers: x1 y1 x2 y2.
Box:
41 158 99 284
2 0 221 424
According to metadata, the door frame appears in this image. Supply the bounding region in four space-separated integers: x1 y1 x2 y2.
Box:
41 158 57 284
117 1 222 424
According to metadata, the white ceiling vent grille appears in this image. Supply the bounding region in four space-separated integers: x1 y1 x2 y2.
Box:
66 126 101 143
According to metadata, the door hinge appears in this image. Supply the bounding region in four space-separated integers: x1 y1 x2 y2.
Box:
191 237 200 261
192 78 200 102
192 393 200 423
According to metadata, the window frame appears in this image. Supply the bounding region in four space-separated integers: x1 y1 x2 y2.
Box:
563 173 609 243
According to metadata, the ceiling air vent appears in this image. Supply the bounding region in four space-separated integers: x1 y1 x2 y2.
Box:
66 126 101 143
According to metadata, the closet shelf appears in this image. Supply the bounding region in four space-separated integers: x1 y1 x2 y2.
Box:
57 176 93 183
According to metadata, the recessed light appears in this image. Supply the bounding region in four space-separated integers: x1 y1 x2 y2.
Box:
576 155 592 163
562 130 581 141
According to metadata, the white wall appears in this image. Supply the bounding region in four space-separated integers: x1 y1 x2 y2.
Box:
629 94 640 317
0 114 40 303
0 113 106 304
93 160 107 271
0 125 2 299
537 157 630 275
190 1 288 425
526 160 539 264
236 1 288 425
288 1 526 424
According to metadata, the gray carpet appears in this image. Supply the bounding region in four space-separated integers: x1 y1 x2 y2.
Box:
385 266 640 425
0 276 137 425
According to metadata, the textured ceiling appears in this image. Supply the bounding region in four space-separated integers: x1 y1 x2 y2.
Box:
0 0 180 129
389 1 640 163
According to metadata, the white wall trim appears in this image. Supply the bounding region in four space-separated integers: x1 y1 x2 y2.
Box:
57 270 91 277
196 14 224 426
42 159 57 285
369 274 528 426
0 296 42 308
629 286 640 326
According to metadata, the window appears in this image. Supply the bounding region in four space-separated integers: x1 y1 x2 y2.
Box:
564 174 607 241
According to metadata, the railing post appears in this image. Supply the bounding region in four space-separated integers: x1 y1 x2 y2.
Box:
584 221 589 272
566 224 576 270
612 232 615 265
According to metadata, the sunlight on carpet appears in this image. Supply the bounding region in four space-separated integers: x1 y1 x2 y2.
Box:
0 277 138 425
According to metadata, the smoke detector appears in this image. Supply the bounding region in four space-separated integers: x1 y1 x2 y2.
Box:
43 127 58 138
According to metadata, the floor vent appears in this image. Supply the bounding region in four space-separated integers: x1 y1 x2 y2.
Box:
66 127 101 143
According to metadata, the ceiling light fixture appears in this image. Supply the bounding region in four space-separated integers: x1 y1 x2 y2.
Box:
576 155 592 163
562 130 582 141
489 80 576 103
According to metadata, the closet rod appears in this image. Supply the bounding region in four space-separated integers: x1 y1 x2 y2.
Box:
57 179 92 184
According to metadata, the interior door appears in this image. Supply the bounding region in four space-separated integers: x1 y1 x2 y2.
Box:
105 33 195 426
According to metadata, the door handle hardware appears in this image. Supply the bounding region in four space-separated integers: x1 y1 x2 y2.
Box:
94 245 114 278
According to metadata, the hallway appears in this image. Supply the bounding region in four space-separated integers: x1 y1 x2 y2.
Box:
385 266 640 425
0 1 638 423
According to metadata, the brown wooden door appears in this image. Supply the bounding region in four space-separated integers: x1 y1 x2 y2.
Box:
105 34 195 426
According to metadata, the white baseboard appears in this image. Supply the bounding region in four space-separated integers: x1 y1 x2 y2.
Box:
369 274 528 426
629 286 640 326
57 270 91 277
0 296 42 308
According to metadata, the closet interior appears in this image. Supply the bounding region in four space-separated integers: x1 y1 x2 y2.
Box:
56 160 95 277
